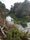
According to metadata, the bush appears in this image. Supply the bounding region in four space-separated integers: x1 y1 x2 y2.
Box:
20 22 27 28
7 28 21 40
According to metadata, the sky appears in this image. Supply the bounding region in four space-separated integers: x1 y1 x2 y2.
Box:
0 0 25 10
0 0 25 23
0 0 30 10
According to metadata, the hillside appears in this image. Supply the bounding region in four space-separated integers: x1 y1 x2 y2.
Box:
0 1 30 40
9 0 30 27
9 0 30 17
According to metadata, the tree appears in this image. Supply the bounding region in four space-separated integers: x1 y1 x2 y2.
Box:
0 2 9 27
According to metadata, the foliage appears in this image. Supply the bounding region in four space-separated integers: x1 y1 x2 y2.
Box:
7 28 21 40
7 28 29 40
0 1 30 40
20 21 27 28
0 1 9 18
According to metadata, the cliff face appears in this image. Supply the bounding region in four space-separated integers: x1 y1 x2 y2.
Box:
10 0 30 17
